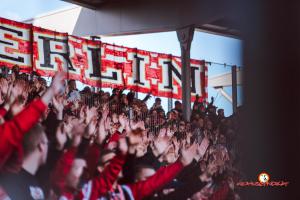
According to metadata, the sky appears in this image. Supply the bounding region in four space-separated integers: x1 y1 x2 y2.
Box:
0 0 74 21
0 0 243 116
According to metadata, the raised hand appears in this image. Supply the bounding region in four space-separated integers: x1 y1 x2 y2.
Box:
194 137 210 161
125 119 132 133
71 121 86 147
63 117 74 135
0 78 9 96
11 80 25 99
102 103 109 119
180 143 198 166
85 119 97 139
53 95 64 112
79 105 86 121
127 128 144 146
131 120 145 130
118 113 128 128
198 137 210 158
22 85 29 101
104 116 111 133
172 138 181 155
50 71 66 95
10 98 26 116
73 99 80 110
53 95 64 120
96 120 108 145
42 72 65 105
85 106 98 124
166 127 174 137
136 144 147 157
153 136 170 156
118 138 128 155
0 92 4 105
56 123 67 150
158 128 167 138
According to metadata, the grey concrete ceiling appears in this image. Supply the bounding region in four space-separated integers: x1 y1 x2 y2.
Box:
62 0 240 38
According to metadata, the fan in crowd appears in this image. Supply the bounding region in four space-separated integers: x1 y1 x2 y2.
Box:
0 65 242 200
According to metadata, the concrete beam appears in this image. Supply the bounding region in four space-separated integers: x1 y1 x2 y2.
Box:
71 0 228 36
208 68 243 88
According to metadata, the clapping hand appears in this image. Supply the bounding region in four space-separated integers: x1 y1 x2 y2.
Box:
166 128 174 137
0 78 9 96
71 121 86 147
85 106 98 124
153 136 170 156
158 128 167 138
96 120 108 145
0 92 4 105
102 104 109 119
118 113 128 128
131 120 145 130
194 137 210 161
42 72 66 105
53 95 64 120
85 119 98 139
180 143 198 166
118 138 129 156
49 72 66 95
56 123 68 150
11 80 26 99
127 129 144 146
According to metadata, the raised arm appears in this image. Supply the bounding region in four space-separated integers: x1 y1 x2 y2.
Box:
0 72 65 169
87 138 128 199
128 143 198 200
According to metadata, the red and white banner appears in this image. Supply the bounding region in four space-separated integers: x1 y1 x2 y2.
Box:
0 17 208 101
0 18 32 72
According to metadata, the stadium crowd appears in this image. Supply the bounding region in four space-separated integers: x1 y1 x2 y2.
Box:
0 65 242 200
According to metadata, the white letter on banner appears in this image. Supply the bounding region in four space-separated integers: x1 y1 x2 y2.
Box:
190 62 203 96
126 52 150 89
158 57 181 95
99 44 124 85
33 30 68 72
68 36 85 77
0 23 31 67
84 43 102 83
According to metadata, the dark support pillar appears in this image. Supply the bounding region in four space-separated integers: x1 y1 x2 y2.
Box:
232 65 237 113
177 26 194 122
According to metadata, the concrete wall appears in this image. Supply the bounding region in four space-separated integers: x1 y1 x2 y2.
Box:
24 6 83 34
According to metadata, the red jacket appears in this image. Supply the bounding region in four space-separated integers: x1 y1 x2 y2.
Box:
52 146 126 200
85 143 101 180
109 132 121 143
0 99 47 171
124 160 184 200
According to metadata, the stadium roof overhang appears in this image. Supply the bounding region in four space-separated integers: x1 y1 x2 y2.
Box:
61 0 240 38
